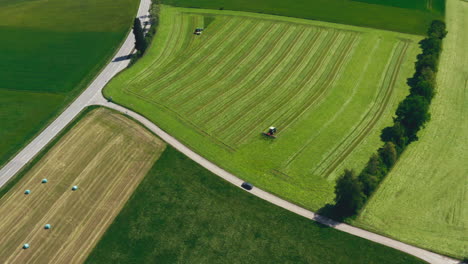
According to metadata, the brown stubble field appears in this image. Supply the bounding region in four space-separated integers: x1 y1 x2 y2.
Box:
0 108 165 263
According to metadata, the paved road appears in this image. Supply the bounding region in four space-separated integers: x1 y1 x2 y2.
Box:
0 0 461 263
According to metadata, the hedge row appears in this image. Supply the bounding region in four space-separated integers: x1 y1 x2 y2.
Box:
334 20 448 217
129 0 161 67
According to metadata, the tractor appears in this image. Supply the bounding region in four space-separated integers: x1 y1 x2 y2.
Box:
262 127 277 138
194 28 204 35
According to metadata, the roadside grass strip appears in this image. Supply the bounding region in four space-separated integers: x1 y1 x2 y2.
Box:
355 0 468 258
105 6 421 210
0 108 165 263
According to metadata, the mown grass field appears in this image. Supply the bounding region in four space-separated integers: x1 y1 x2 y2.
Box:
105 6 421 210
0 0 138 167
87 146 427 264
355 0 467 259
0 108 165 263
162 0 444 35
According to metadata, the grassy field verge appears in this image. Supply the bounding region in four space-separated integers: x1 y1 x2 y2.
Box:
162 0 443 35
0 0 139 168
104 6 421 210
86 146 427 264
0 108 166 263
354 0 467 258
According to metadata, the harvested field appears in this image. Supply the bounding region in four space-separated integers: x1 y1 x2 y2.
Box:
0 108 165 263
355 0 468 258
105 6 421 209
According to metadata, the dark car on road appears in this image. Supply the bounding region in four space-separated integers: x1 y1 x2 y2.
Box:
241 182 253 190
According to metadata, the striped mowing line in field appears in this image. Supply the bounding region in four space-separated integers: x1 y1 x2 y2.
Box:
209 27 315 134
128 12 195 84
313 40 410 179
280 36 384 170
139 17 242 92
216 28 333 143
190 25 301 125
182 23 290 116
274 32 361 134
173 22 279 108
155 19 262 102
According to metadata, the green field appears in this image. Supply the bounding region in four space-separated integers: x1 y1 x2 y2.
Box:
87 146 427 264
0 0 138 167
353 0 445 13
354 0 467 259
162 0 444 35
104 6 421 210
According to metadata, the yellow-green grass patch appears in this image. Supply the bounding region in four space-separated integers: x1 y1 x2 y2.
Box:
0 108 165 263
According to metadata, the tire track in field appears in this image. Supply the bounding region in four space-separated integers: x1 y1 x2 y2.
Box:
314 40 410 179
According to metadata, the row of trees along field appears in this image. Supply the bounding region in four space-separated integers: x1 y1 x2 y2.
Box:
131 0 161 65
334 20 448 218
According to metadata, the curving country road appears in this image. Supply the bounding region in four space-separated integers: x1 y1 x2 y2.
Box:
0 0 461 263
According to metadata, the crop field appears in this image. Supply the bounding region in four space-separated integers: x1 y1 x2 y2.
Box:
0 0 138 167
105 6 421 210
162 0 444 35
87 147 426 264
0 108 165 263
355 0 467 259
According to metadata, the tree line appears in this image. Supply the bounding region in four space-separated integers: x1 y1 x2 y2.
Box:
334 20 448 217
130 0 161 66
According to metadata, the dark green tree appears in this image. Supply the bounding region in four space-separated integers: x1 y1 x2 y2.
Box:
358 173 380 197
419 37 442 56
428 20 447 39
362 153 386 178
133 18 146 54
381 121 408 150
415 52 439 72
379 142 398 169
395 95 431 140
334 169 366 216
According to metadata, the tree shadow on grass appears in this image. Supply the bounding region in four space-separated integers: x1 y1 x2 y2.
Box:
315 203 348 223
113 54 134 62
